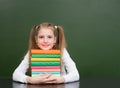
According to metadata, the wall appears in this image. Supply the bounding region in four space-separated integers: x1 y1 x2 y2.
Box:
0 0 120 78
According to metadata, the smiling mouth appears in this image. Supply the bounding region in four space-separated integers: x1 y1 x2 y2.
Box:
42 45 49 47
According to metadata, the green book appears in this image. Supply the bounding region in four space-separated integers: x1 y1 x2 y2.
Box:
31 62 60 66
31 54 60 58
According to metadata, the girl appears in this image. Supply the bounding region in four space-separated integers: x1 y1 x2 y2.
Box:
12 22 79 84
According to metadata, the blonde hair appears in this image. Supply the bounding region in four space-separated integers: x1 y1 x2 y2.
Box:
28 22 66 56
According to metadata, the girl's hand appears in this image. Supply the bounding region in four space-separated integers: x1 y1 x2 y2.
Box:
45 75 65 84
26 74 56 84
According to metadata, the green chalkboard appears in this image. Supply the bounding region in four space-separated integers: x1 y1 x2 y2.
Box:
0 0 120 78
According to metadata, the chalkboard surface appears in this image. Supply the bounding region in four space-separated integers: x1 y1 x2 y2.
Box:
0 0 120 78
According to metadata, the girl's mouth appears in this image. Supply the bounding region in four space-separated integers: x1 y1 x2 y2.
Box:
42 44 50 47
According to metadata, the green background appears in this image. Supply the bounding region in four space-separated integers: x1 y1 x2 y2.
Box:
0 0 120 78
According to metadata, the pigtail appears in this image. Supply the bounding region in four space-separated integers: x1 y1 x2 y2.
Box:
29 26 36 50
57 26 66 54
28 26 38 62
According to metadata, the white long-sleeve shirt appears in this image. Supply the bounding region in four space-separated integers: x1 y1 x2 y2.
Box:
12 48 80 83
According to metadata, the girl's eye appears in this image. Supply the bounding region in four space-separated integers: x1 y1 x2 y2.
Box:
39 36 44 39
48 36 52 38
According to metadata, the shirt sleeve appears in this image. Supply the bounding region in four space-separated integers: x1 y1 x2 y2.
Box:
12 52 29 83
62 48 80 83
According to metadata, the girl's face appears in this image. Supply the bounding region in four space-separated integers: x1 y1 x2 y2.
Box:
36 27 56 50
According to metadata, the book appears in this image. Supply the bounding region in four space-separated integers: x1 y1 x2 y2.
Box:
30 49 61 76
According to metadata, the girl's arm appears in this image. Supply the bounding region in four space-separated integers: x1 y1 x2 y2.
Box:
45 48 80 84
12 52 29 83
12 52 60 84
62 48 80 83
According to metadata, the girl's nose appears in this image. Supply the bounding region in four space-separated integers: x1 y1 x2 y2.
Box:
44 37 48 42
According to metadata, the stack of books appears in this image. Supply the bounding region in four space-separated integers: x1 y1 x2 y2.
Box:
30 49 61 76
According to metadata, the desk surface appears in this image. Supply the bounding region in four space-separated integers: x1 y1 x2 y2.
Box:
0 78 120 88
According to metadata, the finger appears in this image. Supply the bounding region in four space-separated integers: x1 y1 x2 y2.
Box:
38 74 51 78
45 80 57 84
43 78 56 82
43 74 52 79
45 74 52 78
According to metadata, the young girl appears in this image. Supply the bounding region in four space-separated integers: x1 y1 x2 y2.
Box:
12 22 79 84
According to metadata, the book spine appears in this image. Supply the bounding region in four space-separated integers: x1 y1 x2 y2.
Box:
31 49 60 54
31 66 60 69
31 62 60 66
31 69 60 72
31 54 60 58
31 58 60 62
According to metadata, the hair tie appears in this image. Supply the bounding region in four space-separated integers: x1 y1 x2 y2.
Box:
54 25 57 29
34 25 39 36
35 25 39 30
